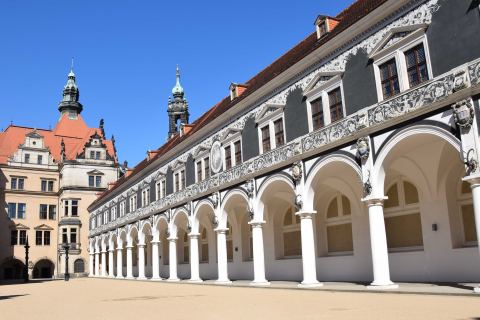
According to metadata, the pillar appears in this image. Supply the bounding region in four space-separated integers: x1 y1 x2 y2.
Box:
249 221 269 286
89 253 94 277
215 228 231 284
151 241 161 280
137 244 146 279
126 245 134 279
101 250 107 277
94 251 100 277
167 237 179 281
116 247 123 278
296 211 322 287
108 249 115 277
189 233 202 282
365 198 397 289
464 176 480 293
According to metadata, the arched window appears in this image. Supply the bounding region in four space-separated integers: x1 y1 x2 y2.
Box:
200 227 209 263
74 259 85 273
458 181 477 246
384 179 423 250
182 231 189 264
282 207 301 257
325 194 353 254
226 222 233 261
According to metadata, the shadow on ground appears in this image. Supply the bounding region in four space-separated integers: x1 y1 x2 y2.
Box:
0 294 28 301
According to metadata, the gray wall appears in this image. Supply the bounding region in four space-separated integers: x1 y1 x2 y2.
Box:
428 0 480 77
166 167 173 195
242 116 259 161
284 88 309 142
186 154 195 186
343 48 378 115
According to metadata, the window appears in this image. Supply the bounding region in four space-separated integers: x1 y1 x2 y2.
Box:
328 88 344 123
234 140 242 165
24 154 30 163
95 151 101 160
141 188 150 207
89 175 102 187
325 194 353 254
225 145 232 170
457 181 477 246
90 151 95 159
261 126 271 153
372 28 431 101
8 203 17 219
174 169 186 192
273 118 285 147
39 204 48 219
282 207 301 257
384 179 423 250
70 228 77 243
19 230 27 245
44 231 50 245
111 206 117 221
37 155 43 165
63 200 78 217
196 161 203 181
129 194 137 212
11 230 27 245
120 201 126 216
195 156 210 182
36 231 43 245
8 203 26 219
10 230 17 245
155 179 166 201
204 157 210 179
74 259 85 273
310 98 324 131
49 205 56 220
62 228 68 244
10 177 25 190
41 179 54 192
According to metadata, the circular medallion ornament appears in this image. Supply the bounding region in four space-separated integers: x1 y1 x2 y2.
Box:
210 140 223 174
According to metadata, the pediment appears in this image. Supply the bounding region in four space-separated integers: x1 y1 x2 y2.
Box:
304 71 343 96
369 24 428 59
34 224 54 231
171 159 186 170
193 145 210 158
255 103 285 123
87 169 104 175
13 223 29 230
154 170 166 181
26 130 43 139
220 128 242 142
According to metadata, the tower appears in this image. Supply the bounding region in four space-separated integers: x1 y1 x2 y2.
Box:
168 66 189 139
58 66 83 118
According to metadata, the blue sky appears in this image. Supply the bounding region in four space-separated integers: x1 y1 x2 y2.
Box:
0 0 353 166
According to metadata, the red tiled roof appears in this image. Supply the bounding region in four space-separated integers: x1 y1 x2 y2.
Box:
0 113 116 164
90 0 388 208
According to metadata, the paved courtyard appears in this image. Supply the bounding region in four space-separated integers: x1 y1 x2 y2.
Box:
1 278 480 320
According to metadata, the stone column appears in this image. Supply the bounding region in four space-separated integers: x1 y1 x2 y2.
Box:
189 233 202 282
116 247 123 278
89 253 94 277
464 176 480 293
101 251 107 277
167 237 179 281
248 221 269 286
296 211 322 287
151 240 161 280
94 251 100 277
215 228 231 284
365 198 397 289
126 245 134 279
108 249 115 277
137 244 146 279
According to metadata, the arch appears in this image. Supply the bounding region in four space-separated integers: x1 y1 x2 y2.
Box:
108 232 117 249
373 125 461 197
0 257 26 280
74 258 85 273
171 207 190 237
255 173 296 222
117 228 127 248
32 258 55 279
127 225 139 247
139 220 153 244
193 199 215 232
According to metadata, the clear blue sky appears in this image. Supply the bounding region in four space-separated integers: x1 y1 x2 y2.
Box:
0 0 353 166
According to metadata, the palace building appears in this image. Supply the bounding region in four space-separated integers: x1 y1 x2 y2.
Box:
0 69 120 280
88 0 480 291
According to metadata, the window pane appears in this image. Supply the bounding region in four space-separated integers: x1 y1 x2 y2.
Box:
385 213 423 248
19 230 27 245
328 88 343 123
71 201 78 216
44 231 50 245
18 179 24 190
311 98 324 130
62 228 68 244
49 205 56 220
11 178 17 189
40 204 48 219
8 203 17 219
37 155 43 164
404 181 419 205
327 198 338 218
380 59 400 98
274 118 284 147
225 146 232 170
405 44 429 88
327 223 353 253
48 180 54 191
70 229 77 243
261 126 270 152
385 184 399 208
17 203 26 219
11 230 17 245
36 231 43 245
96 176 101 187
88 176 94 187
196 161 202 181
204 158 210 179
461 204 477 243
234 141 242 165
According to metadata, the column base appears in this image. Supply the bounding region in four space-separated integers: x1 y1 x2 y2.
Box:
249 281 271 287
298 281 323 288
188 278 203 283
215 280 232 285
136 276 147 280
125 276 135 280
151 277 163 281
474 286 480 293
167 278 180 282
367 283 399 290
116 276 125 279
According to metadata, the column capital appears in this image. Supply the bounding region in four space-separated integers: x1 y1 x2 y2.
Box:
463 174 480 187
151 240 161 244
126 245 134 249
137 244 146 248
167 237 178 242
362 196 387 207
188 233 201 239
101 250 108 254
214 228 229 234
108 248 115 253
116 247 123 251
89 252 95 256
248 220 266 227
295 210 317 219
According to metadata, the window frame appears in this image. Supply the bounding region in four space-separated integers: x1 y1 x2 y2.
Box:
173 166 186 192
257 112 286 155
222 132 243 171
324 193 353 256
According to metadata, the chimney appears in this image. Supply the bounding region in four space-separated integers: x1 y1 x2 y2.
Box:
229 83 248 101
314 15 340 39
180 123 194 137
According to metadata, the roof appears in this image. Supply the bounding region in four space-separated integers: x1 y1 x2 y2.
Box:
0 113 116 164
90 0 389 209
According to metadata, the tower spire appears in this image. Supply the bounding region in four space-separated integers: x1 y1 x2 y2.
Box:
167 65 189 139
58 61 83 117
172 64 184 97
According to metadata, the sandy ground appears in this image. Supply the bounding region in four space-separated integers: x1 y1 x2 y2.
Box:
1 278 479 320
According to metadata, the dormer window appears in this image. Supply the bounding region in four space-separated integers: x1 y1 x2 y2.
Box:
315 15 340 39
229 83 248 101
24 154 30 163
90 150 101 160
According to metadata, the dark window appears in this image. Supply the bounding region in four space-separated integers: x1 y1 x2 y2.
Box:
88 176 95 187
44 231 50 245
49 205 56 220
90 151 95 159
405 44 429 88
379 59 400 99
95 176 101 187
19 230 27 245
310 98 324 131
41 180 47 191
40 204 48 219
48 180 54 191
204 157 210 179
24 154 30 163
62 228 68 244
261 126 271 152
8 203 17 219
95 151 101 160
74 259 85 273
175 172 179 191
71 201 78 216
18 178 24 190
274 118 285 147
36 231 43 245
234 140 242 165
181 170 186 189
328 88 344 123
161 181 166 199
70 229 77 243
11 230 17 245
37 155 43 164
17 204 26 219
10 178 17 190
196 161 202 181
225 146 232 170
64 200 69 216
